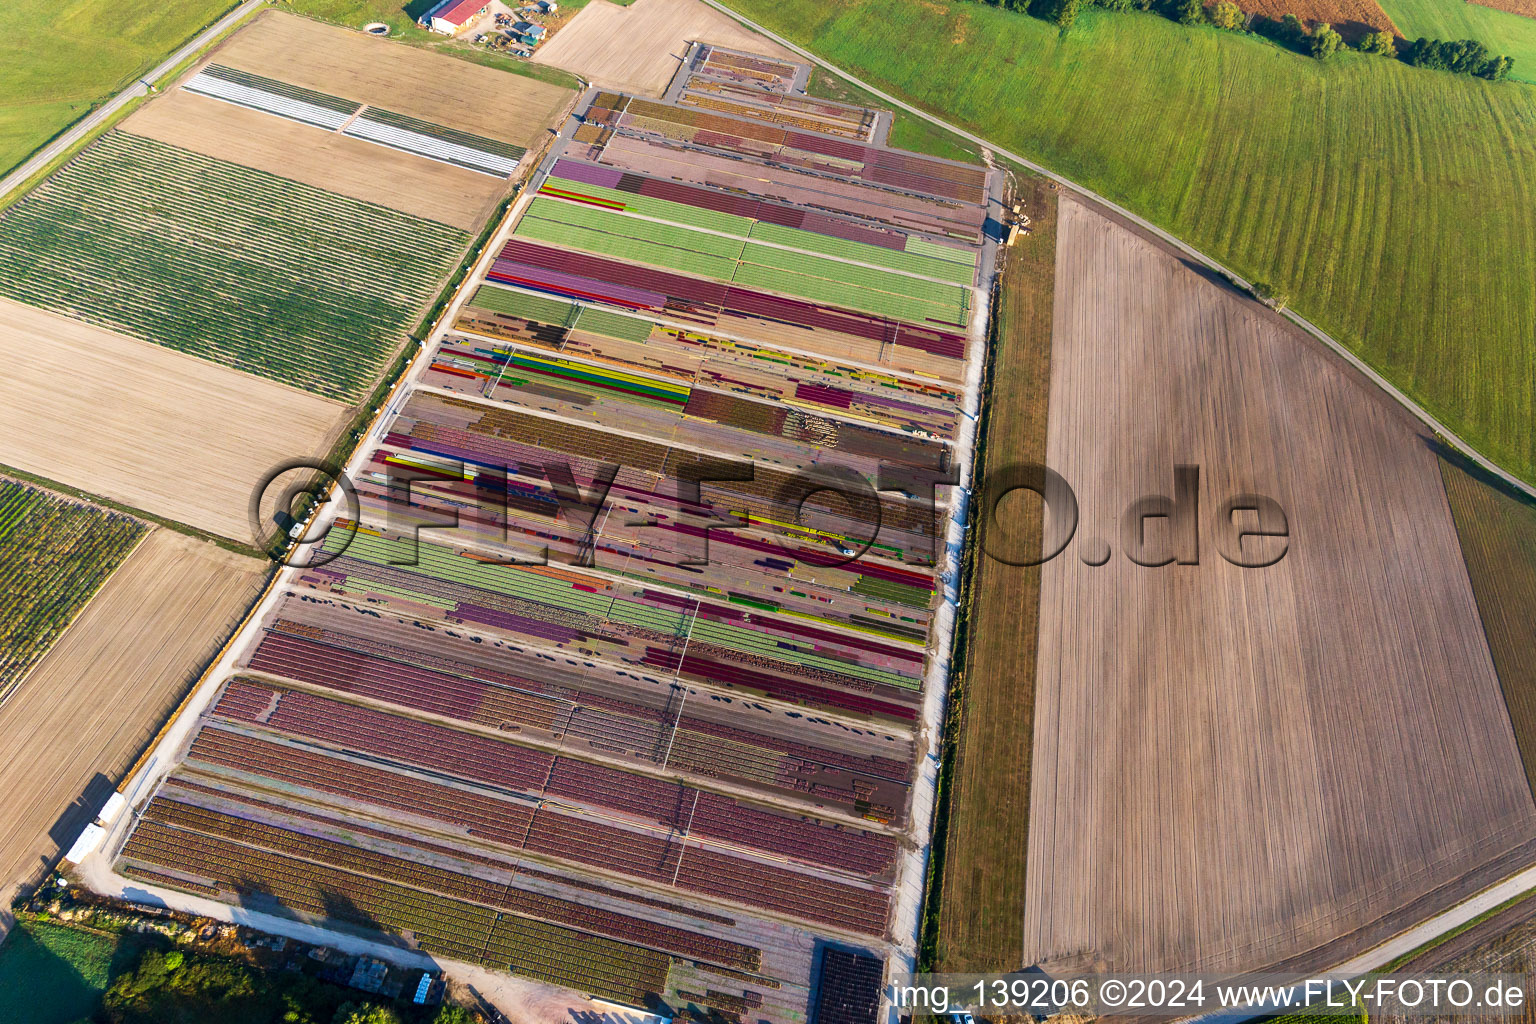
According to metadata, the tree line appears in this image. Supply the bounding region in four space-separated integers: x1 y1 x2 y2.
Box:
996 0 1516 79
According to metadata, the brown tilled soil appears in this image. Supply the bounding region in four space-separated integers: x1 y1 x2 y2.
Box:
121 91 505 232
1022 196 1536 975
533 0 795 96
1440 457 1536 797
211 11 574 146
0 298 347 545
1240 0 1398 37
0 529 267 916
1471 0 1536 17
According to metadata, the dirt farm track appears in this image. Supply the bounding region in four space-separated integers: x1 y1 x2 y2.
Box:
0 299 347 545
534 0 796 95
1022 197 1536 975
0 529 267 920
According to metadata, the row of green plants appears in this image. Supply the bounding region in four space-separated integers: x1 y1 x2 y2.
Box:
0 132 470 401
0 479 145 704
1006 0 1514 77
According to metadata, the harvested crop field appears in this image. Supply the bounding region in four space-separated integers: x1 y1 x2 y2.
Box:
0 529 267 910
1023 197 1536 975
120 91 507 232
212 11 573 148
0 131 468 401
0 299 347 544
1238 0 1397 37
533 0 795 96
1441 457 1536 797
0 480 146 707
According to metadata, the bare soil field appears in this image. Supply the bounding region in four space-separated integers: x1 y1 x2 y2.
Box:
932 182 1056 974
1240 0 1398 37
212 11 574 146
1022 197 1536 975
121 91 504 233
0 298 347 545
0 529 267 914
1440 457 1536 797
533 0 795 96
1472 0 1536 17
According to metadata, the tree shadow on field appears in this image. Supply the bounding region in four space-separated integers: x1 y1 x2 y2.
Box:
45 773 116 852
229 877 302 923
1249 14 1314 55
404 0 438 21
14 773 119 905
1176 256 1250 301
1431 440 1536 511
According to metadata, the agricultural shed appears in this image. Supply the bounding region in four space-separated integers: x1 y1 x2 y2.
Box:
420 0 489 34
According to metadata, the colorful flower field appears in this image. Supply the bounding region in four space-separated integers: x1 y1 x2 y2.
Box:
113 48 997 1022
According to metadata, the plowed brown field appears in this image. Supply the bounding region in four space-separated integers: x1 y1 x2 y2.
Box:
533 0 795 96
1471 0 1536 17
1023 196 1536 975
211 11 574 147
0 529 266 917
1241 0 1399 37
0 298 347 544
121 91 504 232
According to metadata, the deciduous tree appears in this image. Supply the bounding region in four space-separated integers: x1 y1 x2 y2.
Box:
1310 22 1344 57
1209 1 1244 30
1358 29 1395 55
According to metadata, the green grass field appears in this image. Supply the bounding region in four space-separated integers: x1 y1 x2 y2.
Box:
516 195 973 323
720 0 1536 484
0 0 235 179
0 132 470 401
0 920 135 1024
1378 0 1536 84
0 480 145 705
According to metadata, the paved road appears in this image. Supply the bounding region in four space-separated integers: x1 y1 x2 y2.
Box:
699 0 1536 503
0 0 266 205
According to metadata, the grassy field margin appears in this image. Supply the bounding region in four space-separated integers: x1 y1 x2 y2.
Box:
921 178 1058 973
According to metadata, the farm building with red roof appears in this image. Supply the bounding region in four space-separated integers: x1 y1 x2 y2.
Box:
419 0 489 34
